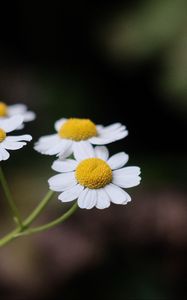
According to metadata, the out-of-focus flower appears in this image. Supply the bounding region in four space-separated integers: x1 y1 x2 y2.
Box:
0 102 36 128
34 118 128 158
0 116 32 161
48 144 141 209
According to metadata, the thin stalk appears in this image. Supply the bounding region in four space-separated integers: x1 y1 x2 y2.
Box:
0 190 55 247
0 202 78 247
24 190 55 227
0 166 23 228
17 202 78 237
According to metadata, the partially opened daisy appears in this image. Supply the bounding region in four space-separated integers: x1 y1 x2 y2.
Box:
48 144 141 209
0 102 36 129
34 118 128 158
0 115 32 161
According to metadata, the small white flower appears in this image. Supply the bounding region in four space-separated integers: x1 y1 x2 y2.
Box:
34 118 128 158
48 144 141 209
0 115 32 161
0 102 36 129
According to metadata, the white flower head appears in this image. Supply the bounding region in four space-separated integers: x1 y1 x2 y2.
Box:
0 115 32 161
48 144 141 209
0 102 36 129
34 118 128 158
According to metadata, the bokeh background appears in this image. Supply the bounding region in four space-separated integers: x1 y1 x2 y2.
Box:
0 1 187 299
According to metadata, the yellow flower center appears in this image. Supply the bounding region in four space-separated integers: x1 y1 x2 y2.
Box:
58 118 97 141
0 128 6 142
0 102 8 117
75 158 112 189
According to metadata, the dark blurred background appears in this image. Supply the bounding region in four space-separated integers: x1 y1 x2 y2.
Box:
0 1 187 299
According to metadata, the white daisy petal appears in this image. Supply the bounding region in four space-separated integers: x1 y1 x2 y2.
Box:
48 172 76 192
96 125 104 131
112 174 141 188
94 146 109 161
90 137 113 145
78 188 97 209
58 140 73 158
58 144 73 159
36 134 58 144
45 141 67 155
58 184 84 202
7 104 35 127
90 122 128 145
35 136 72 157
54 118 67 131
122 191 131 204
105 183 131 204
101 128 128 140
23 111 36 122
34 135 59 153
114 130 129 140
8 104 27 114
98 125 126 137
107 152 129 170
0 116 24 132
0 150 2 161
6 135 32 142
0 147 10 160
99 123 123 132
96 188 110 209
84 189 97 209
52 159 78 172
16 124 24 130
73 141 95 161
77 188 89 208
89 134 127 145
2 141 27 150
113 166 141 176
112 167 141 188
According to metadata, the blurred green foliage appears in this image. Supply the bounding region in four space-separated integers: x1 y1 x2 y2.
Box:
104 0 187 105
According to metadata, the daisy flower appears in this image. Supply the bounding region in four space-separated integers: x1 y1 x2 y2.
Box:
34 118 128 158
48 144 141 209
0 102 36 128
0 115 32 161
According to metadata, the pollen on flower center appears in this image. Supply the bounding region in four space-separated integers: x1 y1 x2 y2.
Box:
75 158 112 189
0 102 8 117
58 118 97 141
0 128 6 142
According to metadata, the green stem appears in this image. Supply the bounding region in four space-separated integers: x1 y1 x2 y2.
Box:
24 190 55 227
0 190 55 247
17 202 78 237
0 201 78 247
0 166 23 228
0 227 19 247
